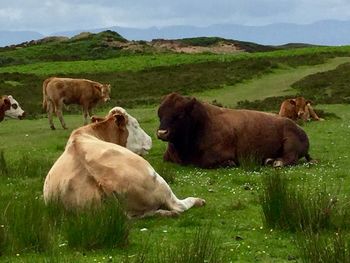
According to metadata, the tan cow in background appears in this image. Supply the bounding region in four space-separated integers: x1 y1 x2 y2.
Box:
42 77 111 130
279 97 323 121
43 107 204 217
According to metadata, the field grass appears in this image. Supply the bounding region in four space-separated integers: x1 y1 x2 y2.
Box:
1 47 350 262
195 56 350 108
1 102 350 262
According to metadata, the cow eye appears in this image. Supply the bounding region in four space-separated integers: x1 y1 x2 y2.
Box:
11 104 18 109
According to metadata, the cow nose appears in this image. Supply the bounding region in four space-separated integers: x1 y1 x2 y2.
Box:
157 129 169 140
19 112 26 120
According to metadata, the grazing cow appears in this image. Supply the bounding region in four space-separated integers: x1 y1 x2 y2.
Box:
157 93 311 168
42 77 111 130
4 95 25 120
43 107 204 217
279 97 323 121
0 96 11 122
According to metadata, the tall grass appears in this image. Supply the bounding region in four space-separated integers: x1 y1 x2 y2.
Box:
0 150 51 178
155 227 227 263
296 231 350 263
63 197 129 250
260 172 336 232
1 197 53 254
0 150 8 176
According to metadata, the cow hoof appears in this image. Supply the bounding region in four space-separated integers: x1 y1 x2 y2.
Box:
195 198 206 207
264 158 275 165
63 127 68 130
50 125 56 130
273 160 284 168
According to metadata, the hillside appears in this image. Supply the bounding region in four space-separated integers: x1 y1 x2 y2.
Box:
0 30 282 67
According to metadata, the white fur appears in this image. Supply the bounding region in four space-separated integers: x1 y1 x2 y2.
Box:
109 107 152 156
5 95 25 119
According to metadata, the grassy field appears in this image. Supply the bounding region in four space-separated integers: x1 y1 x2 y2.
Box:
1 46 350 262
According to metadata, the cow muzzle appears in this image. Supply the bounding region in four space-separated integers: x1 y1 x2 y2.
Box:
18 112 25 120
157 129 169 141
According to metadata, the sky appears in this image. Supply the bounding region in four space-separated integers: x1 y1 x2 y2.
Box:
1 0 350 34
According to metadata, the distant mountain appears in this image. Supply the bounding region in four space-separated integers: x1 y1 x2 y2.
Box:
53 20 350 46
1 20 350 47
0 30 44 47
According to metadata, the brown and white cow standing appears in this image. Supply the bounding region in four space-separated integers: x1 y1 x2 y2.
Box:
279 97 323 121
0 96 11 122
43 107 205 217
157 93 312 168
42 77 111 130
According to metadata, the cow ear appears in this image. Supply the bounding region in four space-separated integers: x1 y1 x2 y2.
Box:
114 114 126 127
306 100 312 105
186 98 197 112
4 98 11 107
94 85 102 92
289 99 296 105
91 116 105 123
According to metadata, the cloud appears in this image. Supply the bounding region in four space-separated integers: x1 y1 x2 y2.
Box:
0 0 349 34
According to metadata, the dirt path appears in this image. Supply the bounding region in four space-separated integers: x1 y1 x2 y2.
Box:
195 57 350 107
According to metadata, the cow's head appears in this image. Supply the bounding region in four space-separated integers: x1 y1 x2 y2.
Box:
4 95 25 120
290 97 311 121
95 84 111 102
157 93 204 142
91 107 152 156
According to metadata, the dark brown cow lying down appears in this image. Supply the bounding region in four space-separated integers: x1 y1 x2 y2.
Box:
43 107 205 217
42 77 111 130
0 96 11 122
157 93 312 168
279 97 323 121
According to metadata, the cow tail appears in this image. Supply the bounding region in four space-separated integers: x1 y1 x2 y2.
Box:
42 77 53 111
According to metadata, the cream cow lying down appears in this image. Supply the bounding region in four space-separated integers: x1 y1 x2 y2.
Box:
43 107 205 217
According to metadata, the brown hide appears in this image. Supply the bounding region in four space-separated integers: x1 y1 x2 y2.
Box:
0 96 11 122
157 93 311 168
43 77 111 129
279 97 322 121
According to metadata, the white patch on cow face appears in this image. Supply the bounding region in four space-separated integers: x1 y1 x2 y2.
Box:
109 107 152 156
5 95 25 119
101 84 111 102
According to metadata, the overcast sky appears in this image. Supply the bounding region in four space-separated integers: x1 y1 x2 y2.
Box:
1 0 350 34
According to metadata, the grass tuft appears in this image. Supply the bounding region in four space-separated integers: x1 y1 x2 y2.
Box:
155 227 227 263
260 172 336 232
0 150 9 176
63 197 129 250
296 231 350 263
2 196 53 254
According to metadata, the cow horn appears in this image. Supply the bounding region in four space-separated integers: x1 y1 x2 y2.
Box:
157 129 169 139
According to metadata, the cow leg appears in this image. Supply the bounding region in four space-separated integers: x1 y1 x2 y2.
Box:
307 104 323 121
47 101 56 130
82 105 89 125
55 100 67 129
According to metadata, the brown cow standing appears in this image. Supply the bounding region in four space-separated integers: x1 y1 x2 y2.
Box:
157 93 312 168
279 97 323 121
43 108 205 217
0 96 11 122
42 77 111 130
